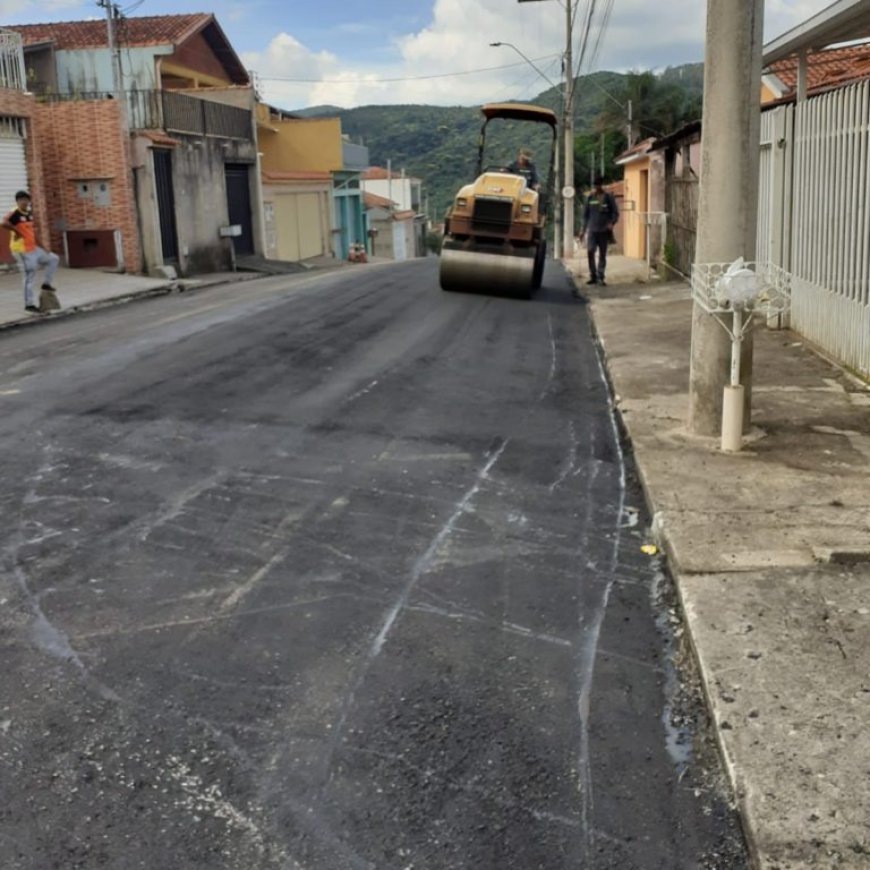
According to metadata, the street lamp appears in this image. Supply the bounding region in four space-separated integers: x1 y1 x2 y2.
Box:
490 40 564 260
488 42 559 91
516 0 576 260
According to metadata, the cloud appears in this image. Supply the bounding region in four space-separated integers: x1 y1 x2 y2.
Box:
247 0 837 110
0 0 81 16
241 33 339 107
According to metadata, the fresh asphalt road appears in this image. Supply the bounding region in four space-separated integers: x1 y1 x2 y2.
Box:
0 260 746 869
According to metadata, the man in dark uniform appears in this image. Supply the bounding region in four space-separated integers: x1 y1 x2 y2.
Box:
580 177 619 286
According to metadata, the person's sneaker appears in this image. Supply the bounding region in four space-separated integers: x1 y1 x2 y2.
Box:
41 283 57 291
25 305 41 313
586 277 598 285
600 279 608 287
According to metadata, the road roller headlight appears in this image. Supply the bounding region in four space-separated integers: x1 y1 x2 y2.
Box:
457 197 468 207
520 204 532 215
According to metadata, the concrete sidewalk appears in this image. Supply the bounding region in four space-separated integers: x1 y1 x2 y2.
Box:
0 252 367 331
0 261 335 331
568 255 870 868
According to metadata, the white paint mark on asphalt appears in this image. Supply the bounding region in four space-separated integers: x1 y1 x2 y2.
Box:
0 389 21 396
346 378 379 404
574 338 628 860
316 441 509 788
325 495 349 515
345 744 582 829
379 452 473 462
10 559 120 703
407 602 572 648
598 644 664 673
7 453 121 702
549 420 579 492
501 620 573 648
22 522 64 545
98 452 164 472
74 592 381 640
371 440 508 657
539 310 558 400
218 549 288 614
163 755 270 852
138 471 225 542
216 499 342 614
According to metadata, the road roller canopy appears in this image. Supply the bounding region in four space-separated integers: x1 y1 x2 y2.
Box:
480 103 558 128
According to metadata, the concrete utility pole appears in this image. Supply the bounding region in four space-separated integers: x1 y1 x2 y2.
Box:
517 0 576 259
98 0 123 96
688 0 764 435
490 37 564 257
561 0 575 260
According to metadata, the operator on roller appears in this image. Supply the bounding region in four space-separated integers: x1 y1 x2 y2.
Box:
505 147 539 190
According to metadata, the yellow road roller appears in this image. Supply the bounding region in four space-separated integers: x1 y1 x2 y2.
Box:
439 102 558 298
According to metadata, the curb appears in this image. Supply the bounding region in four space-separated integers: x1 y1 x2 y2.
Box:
0 283 175 334
571 265 759 866
0 270 278 335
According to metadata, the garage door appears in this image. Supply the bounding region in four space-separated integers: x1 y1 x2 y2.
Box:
0 120 27 265
275 191 326 262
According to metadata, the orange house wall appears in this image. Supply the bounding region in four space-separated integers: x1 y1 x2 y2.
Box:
31 99 140 271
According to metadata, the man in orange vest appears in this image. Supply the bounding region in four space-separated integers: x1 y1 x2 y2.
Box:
2 190 59 313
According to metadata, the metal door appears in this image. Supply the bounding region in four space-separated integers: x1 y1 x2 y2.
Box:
153 149 178 262
224 164 254 256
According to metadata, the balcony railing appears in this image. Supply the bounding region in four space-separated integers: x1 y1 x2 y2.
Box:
131 89 253 141
37 89 252 142
0 30 26 91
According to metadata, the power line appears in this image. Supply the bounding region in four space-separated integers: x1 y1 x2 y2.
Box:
258 54 562 85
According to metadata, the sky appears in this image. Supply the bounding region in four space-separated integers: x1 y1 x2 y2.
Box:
2 0 839 109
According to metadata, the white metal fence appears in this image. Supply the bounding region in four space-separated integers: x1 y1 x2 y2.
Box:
759 83 870 378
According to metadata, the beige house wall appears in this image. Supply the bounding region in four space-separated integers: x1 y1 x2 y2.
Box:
257 111 343 174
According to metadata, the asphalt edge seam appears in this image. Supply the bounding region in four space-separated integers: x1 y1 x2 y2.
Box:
579 278 760 869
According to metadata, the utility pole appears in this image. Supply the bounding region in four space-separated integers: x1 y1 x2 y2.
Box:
490 37 565 259
517 0 576 260
561 0 575 260
688 0 764 435
97 0 123 96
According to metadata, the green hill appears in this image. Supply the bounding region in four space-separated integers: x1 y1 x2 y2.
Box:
295 64 703 219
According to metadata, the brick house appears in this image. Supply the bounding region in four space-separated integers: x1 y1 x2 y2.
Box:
0 30 48 268
8 14 265 276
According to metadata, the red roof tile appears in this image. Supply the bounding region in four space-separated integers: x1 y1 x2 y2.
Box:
11 13 211 50
768 42 870 95
363 191 397 210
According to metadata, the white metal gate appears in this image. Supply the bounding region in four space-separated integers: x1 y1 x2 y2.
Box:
759 84 870 378
790 81 870 378
758 104 793 270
